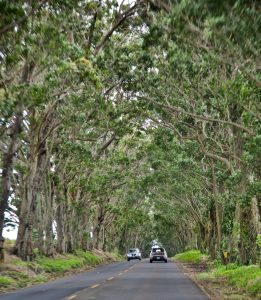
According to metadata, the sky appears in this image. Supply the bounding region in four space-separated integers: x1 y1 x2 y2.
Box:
3 227 17 240
3 208 18 240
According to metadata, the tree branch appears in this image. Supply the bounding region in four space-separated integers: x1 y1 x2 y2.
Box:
0 0 47 36
162 103 256 136
86 0 101 50
196 134 233 172
96 134 116 157
93 2 141 56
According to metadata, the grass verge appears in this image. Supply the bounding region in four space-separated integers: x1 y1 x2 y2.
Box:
0 250 122 292
173 250 208 263
173 250 261 299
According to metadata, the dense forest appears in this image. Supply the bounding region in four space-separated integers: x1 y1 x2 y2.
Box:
0 0 260 266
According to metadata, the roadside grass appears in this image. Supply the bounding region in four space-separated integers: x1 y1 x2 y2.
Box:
75 250 102 265
173 250 208 263
34 255 85 273
34 251 102 273
0 271 41 288
212 264 261 297
0 276 14 287
104 250 123 262
0 249 119 291
3 239 15 250
173 250 261 298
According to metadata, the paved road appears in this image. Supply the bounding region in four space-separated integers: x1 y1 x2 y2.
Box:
0 260 209 300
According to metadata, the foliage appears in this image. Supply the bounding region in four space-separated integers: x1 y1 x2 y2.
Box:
0 276 14 288
34 251 102 273
213 264 261 297
0 270 46 290
0 271 30 289
35 255 85 273
74 250 102 265
177 250 261 298
173 250 209 263
0 250 115 292
0 0 260 270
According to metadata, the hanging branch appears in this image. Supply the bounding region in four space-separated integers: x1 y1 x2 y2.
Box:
96 133 116 158
155 101 256 136
86 0 102 50
196 132 233 172
93 1 143 56
164 104 255 136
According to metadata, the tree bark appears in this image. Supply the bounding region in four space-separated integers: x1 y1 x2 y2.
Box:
0 112 22 261
56 202 66 254
15 108 54 260
208 199 217 260
230 107 257 265
15 148 47 260
212 163 223 259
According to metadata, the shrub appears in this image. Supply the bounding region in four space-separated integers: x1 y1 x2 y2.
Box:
173 250 208 263
0 276 14 288
214 265 261 296
36 255 84 273
74 250 102 265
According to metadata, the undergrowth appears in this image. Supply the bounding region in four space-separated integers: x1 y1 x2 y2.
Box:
173 250 208 263
173 250 261 298
0 249 117 291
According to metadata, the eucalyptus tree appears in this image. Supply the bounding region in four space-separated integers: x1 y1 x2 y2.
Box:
0 0 151 259
0 0 51 260
1 0 171 260
134 0 261 264
1 0 260 266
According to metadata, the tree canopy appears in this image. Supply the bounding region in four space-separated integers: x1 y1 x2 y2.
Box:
0 0 260 265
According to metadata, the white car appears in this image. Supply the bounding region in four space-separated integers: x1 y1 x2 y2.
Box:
149 246 167 263
127 248 142 261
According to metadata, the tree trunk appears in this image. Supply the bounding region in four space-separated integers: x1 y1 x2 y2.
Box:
197 223 207 253
45 217 54 256
15 102 56 260
208 199 217 260
212 163 223 259
44 172 55 256
93 202 108 249
239 199 258 265
239 206 251 264
0 112 22 261
2 60 35 260
15 149 47 260
233 123 257 264
56 201 66 254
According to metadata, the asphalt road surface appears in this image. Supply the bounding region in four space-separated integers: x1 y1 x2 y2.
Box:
0 259 209 300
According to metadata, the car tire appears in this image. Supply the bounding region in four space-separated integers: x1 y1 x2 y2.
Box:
165 260 167 263
150 260 152 263
127 258 130 261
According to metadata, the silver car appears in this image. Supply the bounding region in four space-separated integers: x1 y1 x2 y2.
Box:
127 248 142 261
